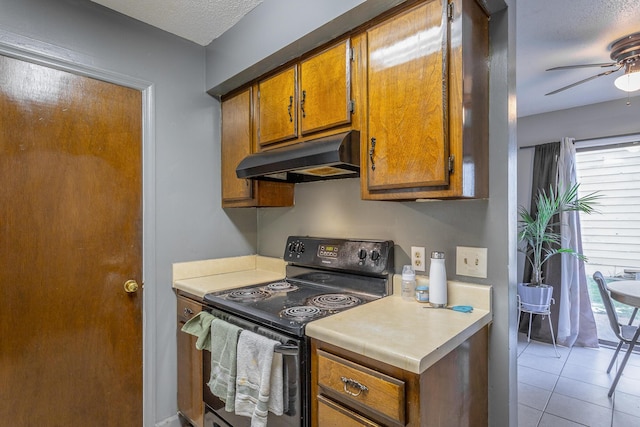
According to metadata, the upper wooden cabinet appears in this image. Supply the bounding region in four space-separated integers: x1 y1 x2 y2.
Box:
222 89 253 203
220 0 488 203
366 1 448 192
362 0 489 200
299 39 352 135
257 66 298 147
257 39 354 149
221 88 294 208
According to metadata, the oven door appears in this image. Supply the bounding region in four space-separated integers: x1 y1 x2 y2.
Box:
202 310 308 427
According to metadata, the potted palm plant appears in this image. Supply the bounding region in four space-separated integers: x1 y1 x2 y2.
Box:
518 182 599 311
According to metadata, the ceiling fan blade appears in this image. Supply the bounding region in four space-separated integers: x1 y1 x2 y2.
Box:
546 62 617 71
545 66 623 96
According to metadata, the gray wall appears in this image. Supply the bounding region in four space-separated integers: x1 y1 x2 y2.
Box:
0 0 256 425
208 1 517 425
516 95 640 282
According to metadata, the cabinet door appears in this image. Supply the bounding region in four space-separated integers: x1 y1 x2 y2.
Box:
366 1 449 191
177 296 204 427
300 39 352 135
257 66 297 146
221 89 253 203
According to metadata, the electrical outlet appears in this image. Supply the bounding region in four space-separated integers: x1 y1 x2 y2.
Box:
456 246 488 278
411 246 426 271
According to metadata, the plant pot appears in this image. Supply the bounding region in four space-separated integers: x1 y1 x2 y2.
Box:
518 282 553 313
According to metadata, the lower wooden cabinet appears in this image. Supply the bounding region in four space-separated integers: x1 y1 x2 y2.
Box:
311 326 488 427
177 294 204 427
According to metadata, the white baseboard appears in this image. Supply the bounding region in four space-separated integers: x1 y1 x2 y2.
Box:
156 414 181 427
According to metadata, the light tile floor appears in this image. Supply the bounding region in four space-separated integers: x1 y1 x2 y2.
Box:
517 333 640 426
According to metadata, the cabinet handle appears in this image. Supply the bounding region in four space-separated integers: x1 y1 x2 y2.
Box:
183 307 193 316
301 90 306 118
340 376 368 397
287 96 293 122
369 137 376 171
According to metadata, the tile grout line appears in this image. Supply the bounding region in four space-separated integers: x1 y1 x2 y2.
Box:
519 334 640 427
535 345 571 427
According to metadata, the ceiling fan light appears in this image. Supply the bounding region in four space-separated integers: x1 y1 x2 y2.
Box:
614 68 640 92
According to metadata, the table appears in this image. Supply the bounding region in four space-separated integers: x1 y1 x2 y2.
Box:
607 280 640 307
604 280 640 397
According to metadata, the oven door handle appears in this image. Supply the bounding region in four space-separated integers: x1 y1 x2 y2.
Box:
274 344 298 356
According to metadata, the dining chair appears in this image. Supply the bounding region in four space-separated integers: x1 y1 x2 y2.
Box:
517 294 560 357
593 271 640 397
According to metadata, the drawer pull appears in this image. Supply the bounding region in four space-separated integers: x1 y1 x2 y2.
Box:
341 376 368 397
183 307 193 316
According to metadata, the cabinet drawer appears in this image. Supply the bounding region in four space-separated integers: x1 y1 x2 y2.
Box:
177 295 202 323
317 350 405 425
317 395 381 427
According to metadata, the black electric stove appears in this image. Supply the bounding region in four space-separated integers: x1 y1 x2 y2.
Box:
203 236 394 336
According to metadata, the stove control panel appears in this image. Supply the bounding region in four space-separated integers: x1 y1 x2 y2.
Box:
284 236 394 276
318 244 339 258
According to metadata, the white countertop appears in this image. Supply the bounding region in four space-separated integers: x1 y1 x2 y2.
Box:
173 255 286 299
173 256 492 374
305 283 492 374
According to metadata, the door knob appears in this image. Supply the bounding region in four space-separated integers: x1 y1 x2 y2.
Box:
124 279 140 293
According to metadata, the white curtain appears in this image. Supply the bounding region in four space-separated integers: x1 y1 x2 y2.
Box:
557 137 598 347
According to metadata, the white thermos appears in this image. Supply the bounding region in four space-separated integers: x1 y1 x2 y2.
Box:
429 251 447 307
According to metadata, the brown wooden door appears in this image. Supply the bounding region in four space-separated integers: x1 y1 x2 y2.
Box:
0 55 143 426
257 66 297 147
366 1 449 191
299 39 352 135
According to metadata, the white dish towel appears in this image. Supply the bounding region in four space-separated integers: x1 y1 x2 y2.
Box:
235 330 284 426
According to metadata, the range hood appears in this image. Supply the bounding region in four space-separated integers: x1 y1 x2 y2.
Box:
235 131 360 183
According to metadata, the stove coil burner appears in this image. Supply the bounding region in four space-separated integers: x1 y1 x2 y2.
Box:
264 281 299 292
280 306 324 321
309 293 362 310
225 289 271 302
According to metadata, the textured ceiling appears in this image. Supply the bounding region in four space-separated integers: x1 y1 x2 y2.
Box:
517 0 640 117
90 0 262 46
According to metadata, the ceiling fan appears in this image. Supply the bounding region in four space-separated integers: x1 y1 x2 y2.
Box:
545 31 640 96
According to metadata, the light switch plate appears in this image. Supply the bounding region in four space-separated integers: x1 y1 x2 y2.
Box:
456 246 488 278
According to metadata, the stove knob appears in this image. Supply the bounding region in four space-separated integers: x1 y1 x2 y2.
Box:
298 243 305 253
358 249 367 260
288 242 295 253
370 250 380 261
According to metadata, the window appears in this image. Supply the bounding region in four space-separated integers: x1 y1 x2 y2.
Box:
575 135 640 344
